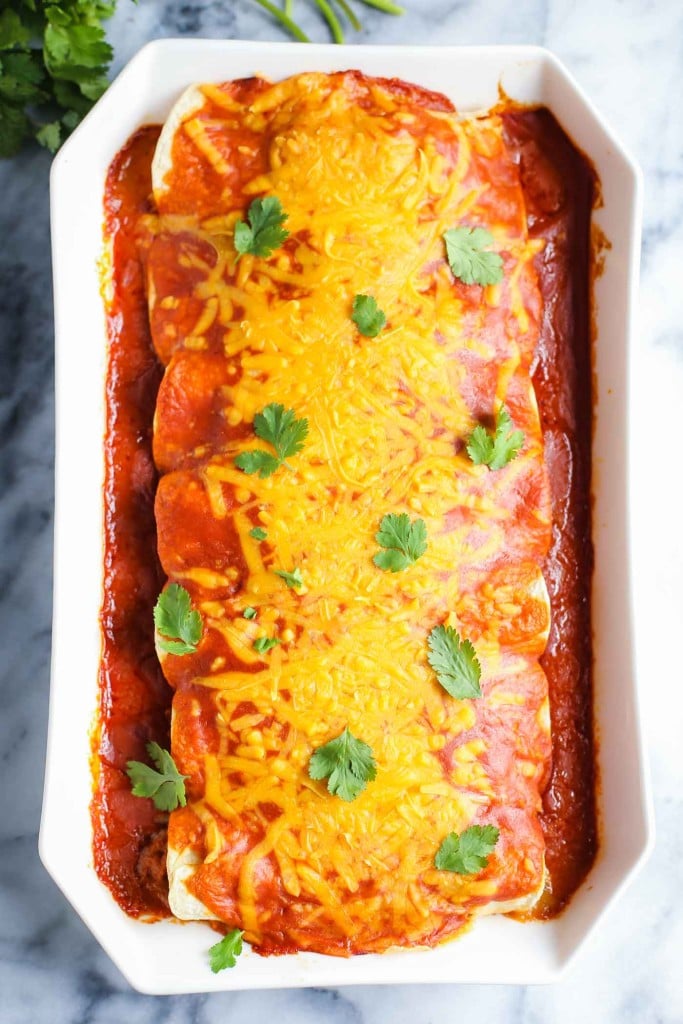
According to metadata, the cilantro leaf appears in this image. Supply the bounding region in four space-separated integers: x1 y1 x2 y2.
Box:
443 226 504 287
0 100 30 158
253 635 281 653
0 10 31 49
427 624 481 699
235 404 308 478
36 119 61 153
234 196 289 260
435 825 500 874
0 52 45 103
466 405 524 471
254 403 309 461
249 526 268 541
274 566 303 590
465 424 494 466
352 294 386 338
487 406 525 470
243 607 257 620
154 583 202 656
43 18 113 76
209 929 243 973
52 77 93 117
373 513 427 572
308 726 377 802
126 742 188 812
61 109 81 131
234 450 280 479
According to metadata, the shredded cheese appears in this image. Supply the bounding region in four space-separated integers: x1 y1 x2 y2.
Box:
149 72 553 955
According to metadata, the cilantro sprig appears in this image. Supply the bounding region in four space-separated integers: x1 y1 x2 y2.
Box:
209 929 244 973
466 405 525 471
235 403 309 479
249 526 268 541
373 513 427 572
308 726 377 802
154 584 202 656
274 566 303 590
443 226 504 287
0 1 129 158
253 635 281 654
352 294 386 338
435 825 500 874
234 196 289 260
126 742 188 812
427 624 482 699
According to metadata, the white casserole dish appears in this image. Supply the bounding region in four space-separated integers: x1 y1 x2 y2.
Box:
41 40 653 994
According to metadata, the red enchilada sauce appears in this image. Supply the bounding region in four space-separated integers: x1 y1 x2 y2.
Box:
502 110 597 916
93 110 597 922
94 127 169 916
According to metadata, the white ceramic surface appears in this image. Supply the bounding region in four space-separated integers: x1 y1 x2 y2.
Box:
41 40 652 995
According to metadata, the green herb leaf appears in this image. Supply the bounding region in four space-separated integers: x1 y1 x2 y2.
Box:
36 119 61 152
308 726 377 802
466 405 524 471
254 403 309 461
373 513 427 572
43 19 112 77
61 108 81 131
234 450 281 478
352 294 386 337
52 77 93 117
435 824 500 874
443 226 504 287
154 583 202 655
234 195 289 259
427 624 481 699
243 607 257 620
465 425 494 466
274 566 303 590
249 526 268 541
0 100 30 158
209 929 243 973
0 52 45 103
126 742 188 812
0 10 31 50
235 403 308 478
253 635 281 653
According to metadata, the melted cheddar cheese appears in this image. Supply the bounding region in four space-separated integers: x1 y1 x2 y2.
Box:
146 72 552 956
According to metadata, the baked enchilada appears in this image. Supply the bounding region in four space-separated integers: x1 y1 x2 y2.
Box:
94 71 596 963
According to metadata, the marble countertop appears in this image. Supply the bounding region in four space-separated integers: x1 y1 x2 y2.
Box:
2 1 682 1021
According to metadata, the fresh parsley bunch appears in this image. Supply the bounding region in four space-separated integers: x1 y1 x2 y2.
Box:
0 0 127 157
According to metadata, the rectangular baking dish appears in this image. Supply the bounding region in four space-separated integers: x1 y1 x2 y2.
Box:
41 40 652 993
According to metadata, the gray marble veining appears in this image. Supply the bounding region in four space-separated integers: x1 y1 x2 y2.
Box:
2 1 682 1021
